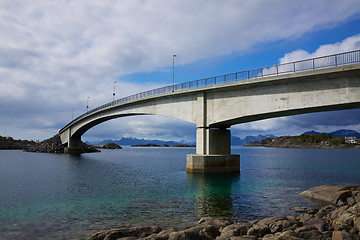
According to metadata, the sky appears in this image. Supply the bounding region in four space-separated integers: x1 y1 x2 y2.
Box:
1 0 360 142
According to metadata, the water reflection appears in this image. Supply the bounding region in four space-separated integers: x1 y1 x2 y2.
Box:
187 173 239 218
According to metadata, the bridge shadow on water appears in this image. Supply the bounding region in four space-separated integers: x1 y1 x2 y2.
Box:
186 173 240 219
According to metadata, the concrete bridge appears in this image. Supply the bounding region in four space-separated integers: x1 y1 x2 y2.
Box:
59 50 360 173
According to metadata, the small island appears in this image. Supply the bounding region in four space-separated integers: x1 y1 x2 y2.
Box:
131 143 169 147
131 143 195 147
0 135 36 150
245 133 360 149
94 142 123 149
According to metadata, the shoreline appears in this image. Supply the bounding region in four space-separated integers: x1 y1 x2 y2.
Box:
88 185 360 240
244 135 360 149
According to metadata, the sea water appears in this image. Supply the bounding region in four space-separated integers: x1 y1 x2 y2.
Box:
0 147 359 239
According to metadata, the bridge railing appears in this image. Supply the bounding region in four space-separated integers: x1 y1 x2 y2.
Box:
61 49 360 131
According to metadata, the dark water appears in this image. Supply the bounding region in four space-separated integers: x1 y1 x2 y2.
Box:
0 147 359 239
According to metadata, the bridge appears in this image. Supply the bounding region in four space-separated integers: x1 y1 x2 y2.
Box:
59 50 360 173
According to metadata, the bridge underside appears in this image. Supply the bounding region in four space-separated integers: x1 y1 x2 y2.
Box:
60 63 360 173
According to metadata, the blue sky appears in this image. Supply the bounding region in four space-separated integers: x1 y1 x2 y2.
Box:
0 0 360 142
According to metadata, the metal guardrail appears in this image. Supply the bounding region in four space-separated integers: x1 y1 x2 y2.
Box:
60 49 360 132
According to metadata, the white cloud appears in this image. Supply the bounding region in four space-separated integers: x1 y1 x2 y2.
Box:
1 0 360 140
233 118 288 132
256 36 360 137
280 34 360 63
83 115 196 142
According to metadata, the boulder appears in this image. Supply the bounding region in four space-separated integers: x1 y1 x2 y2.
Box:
305 217 327 232
262 230 303 240
299 185 360 205
299 214 312 223
88 226 162 240
290 207 318 215
332 230 356 240
143 229 174 240
354 218 360 233
315 205 337 218
216 222 251 239
101 142 122 149
293 226 323 239
228 236 257 240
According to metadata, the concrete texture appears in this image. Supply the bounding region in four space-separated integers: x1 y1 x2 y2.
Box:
64 147 83 154
186 154 240 173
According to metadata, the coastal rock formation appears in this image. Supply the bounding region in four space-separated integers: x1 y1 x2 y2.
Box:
172 144 196 147
96 142 123 149
299 185 360 206
25 134 99 153
245 135 360 149
131 143 163 147
0 136 36 150
88 185 360 240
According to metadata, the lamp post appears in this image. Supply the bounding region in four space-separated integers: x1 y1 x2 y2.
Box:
113 81 116 101
172 54 176 92
87 97 90 112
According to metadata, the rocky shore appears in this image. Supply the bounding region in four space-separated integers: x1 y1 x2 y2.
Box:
0 135 36 150
88 185 360 240
94 142 123 149
245 135 360 149
24 134 99 153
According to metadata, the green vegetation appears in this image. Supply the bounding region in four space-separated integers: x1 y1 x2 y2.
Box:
245 134 355 149
0 135 36 150
0 135 15 141
298 133 345 145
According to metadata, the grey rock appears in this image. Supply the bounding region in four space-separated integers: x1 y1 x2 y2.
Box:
305 217 327 232
290 207 318 215
332 230 356 240
293 226 323 239
216 222 251 240
88 226 162 240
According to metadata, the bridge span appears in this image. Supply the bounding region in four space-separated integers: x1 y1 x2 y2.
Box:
59 50 360 173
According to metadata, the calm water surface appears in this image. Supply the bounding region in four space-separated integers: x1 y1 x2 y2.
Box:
0 147 359 239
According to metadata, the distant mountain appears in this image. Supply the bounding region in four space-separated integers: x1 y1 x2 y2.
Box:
330 129 360 138
86 137 194 146
87 135 277 146
86 130 359 147
303 129 360 138
303 130 322 135
231 134 277 145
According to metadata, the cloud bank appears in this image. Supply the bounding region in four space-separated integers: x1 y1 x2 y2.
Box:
280 34 360 63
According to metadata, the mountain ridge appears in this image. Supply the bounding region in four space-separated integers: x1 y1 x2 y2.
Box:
86 129 359 146
303 129 360 138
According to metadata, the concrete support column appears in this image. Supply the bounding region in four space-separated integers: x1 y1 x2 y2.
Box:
187 128 240 173
64 136 83 154
196 128 231 155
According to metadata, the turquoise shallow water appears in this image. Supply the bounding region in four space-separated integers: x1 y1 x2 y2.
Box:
0 147 359 239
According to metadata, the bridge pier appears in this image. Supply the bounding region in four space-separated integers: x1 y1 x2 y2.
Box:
186 128 240 173
64 136 83 154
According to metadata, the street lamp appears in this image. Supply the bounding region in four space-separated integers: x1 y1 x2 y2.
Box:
87 97 90 112
172 54 176 92
113 81 116 101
